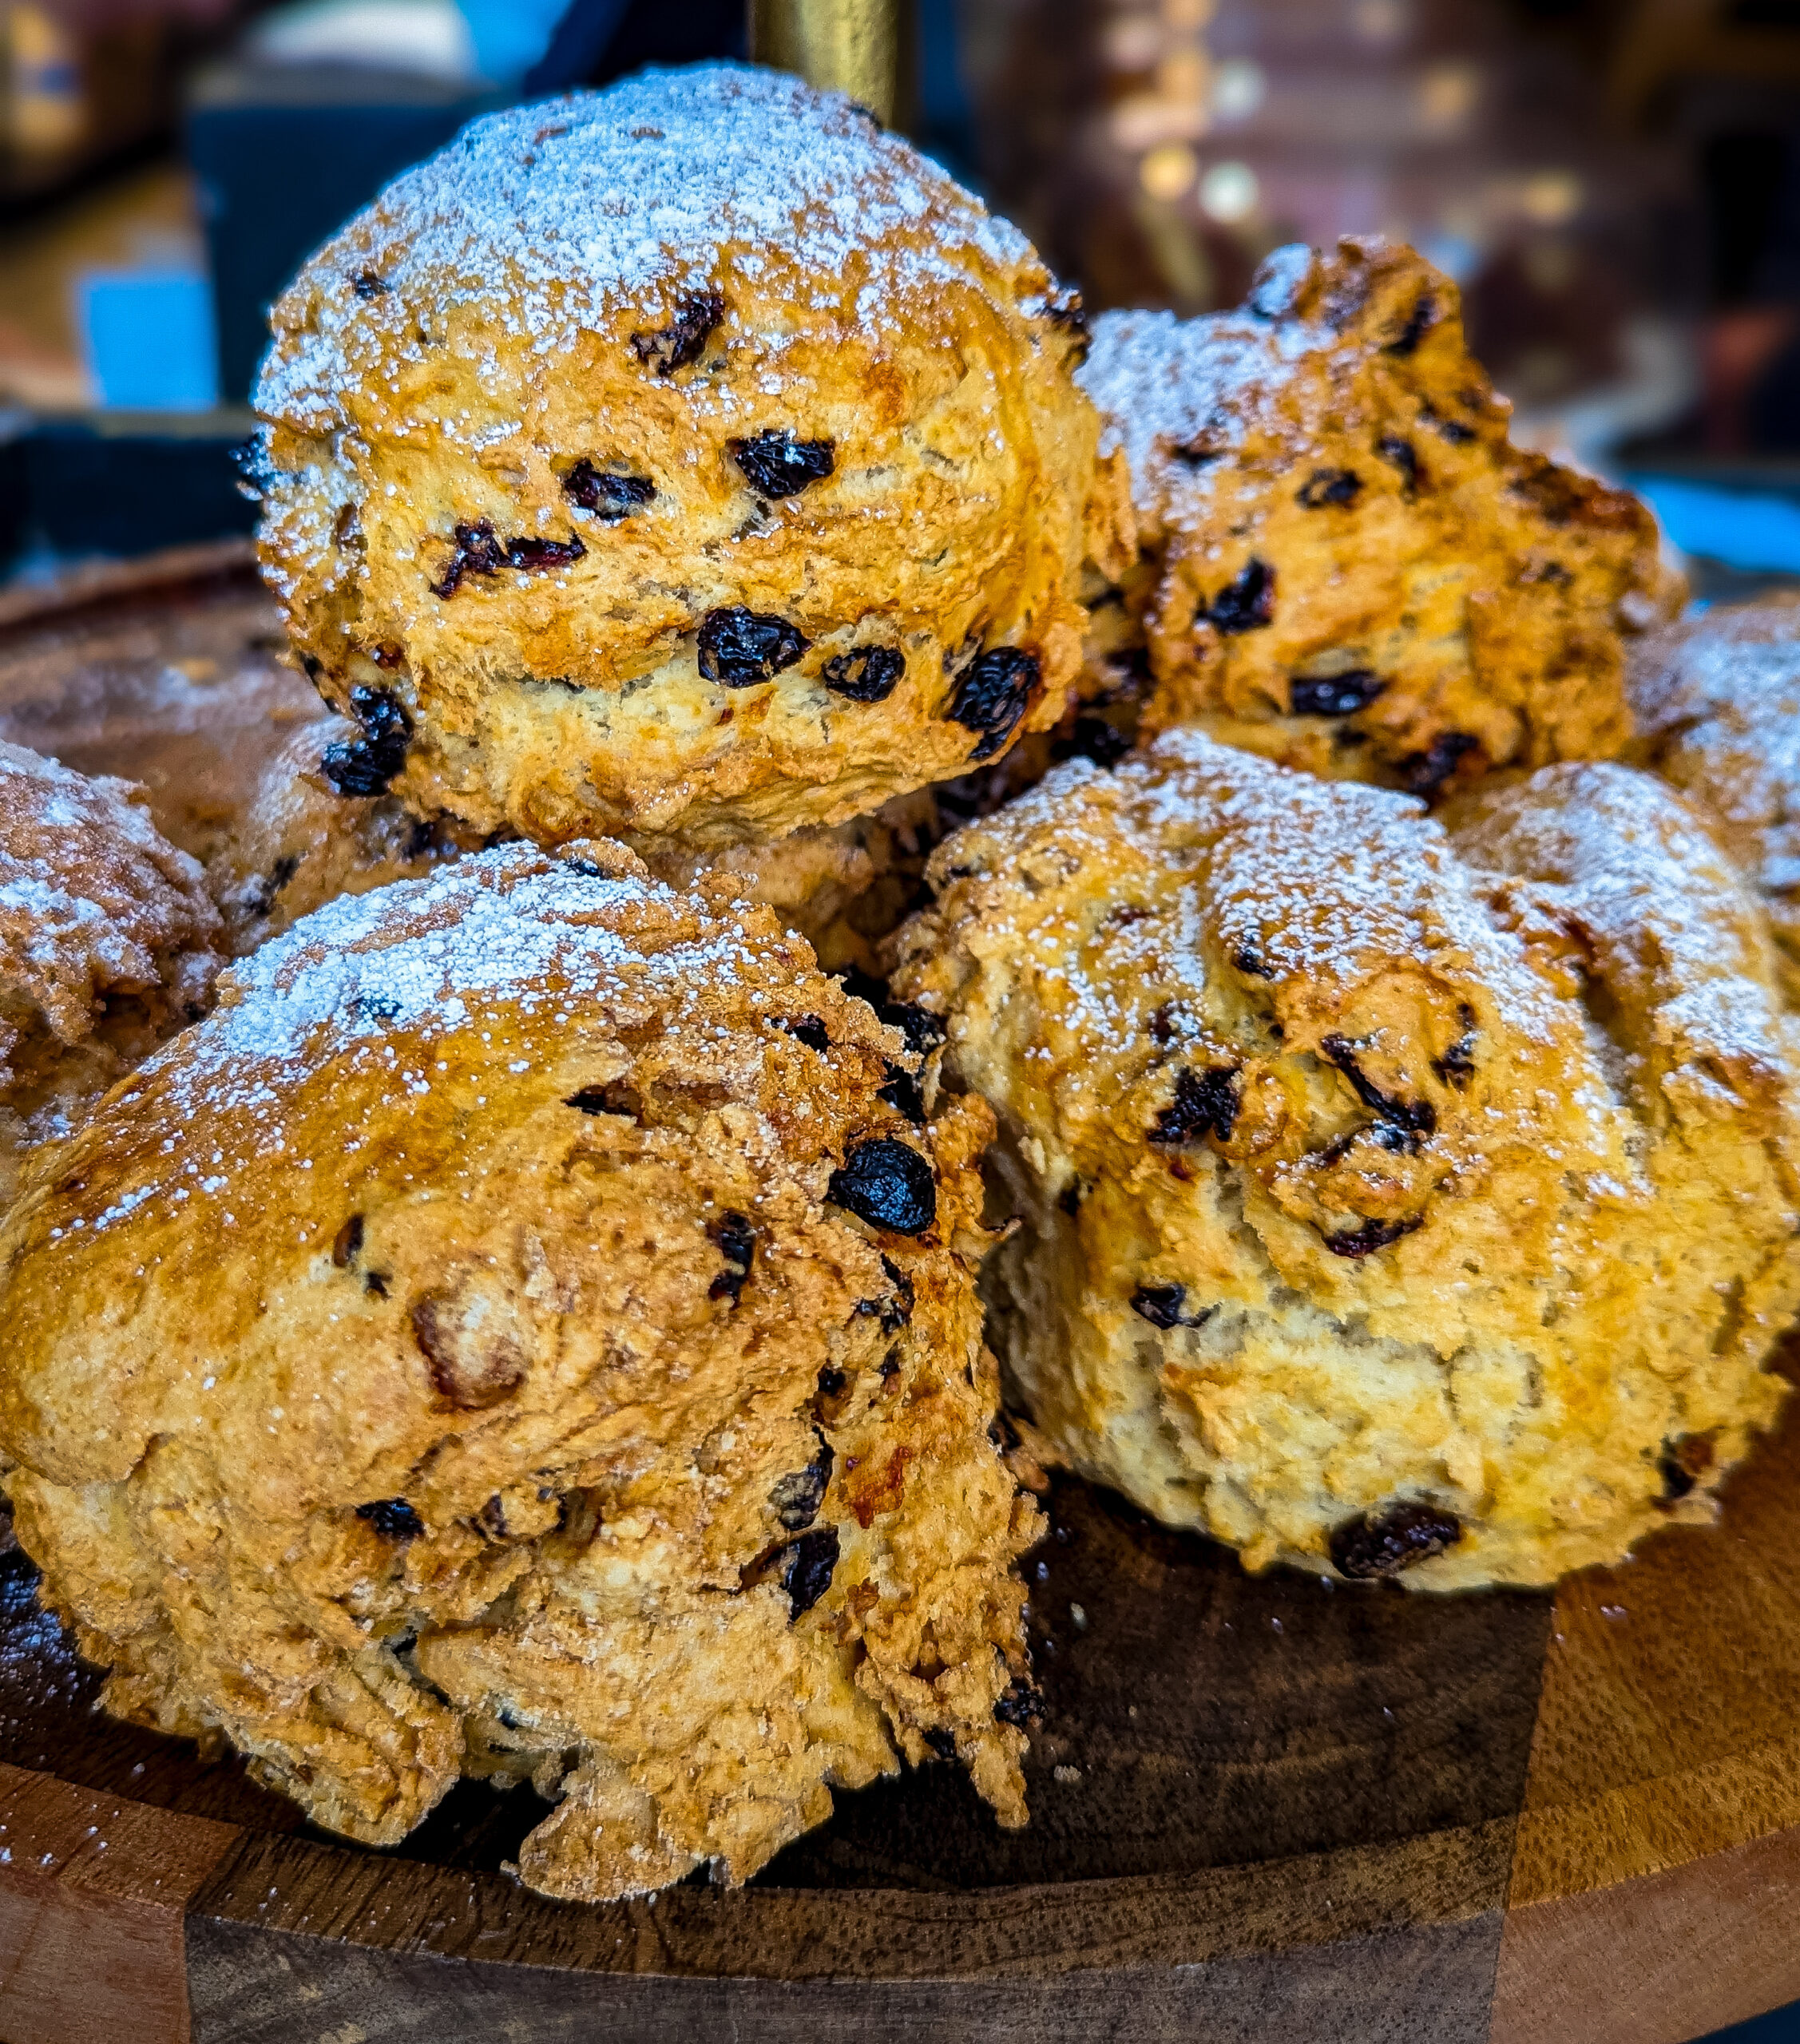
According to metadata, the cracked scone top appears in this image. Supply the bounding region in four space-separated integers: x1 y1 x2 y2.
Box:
252 63 1128 852
893 730 1800 1589
0 741 220 1203
1077 238 1679 801
0 843 1037 1899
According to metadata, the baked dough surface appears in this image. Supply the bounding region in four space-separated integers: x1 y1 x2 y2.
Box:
0 842 1036 1897
0 740 220 1202
894 729 1800 1587
1625 594 1800 1007
1079 239 1680 798
253 64 1130 851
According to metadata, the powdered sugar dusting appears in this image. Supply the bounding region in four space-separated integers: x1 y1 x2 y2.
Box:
1077 256 1326 543
80 844 773 1237
256 63 1037 429
1446 759 1788 1074
0 740 219 1054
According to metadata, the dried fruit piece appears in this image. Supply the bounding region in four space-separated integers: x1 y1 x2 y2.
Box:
822 645 904 702
827 1138 937 1234
1149 1066 1239 1146
356 1498 424 1540
697 608 810 687
1297 469 1362 509
745 1526 841 1617
629 289 724 375
562 462 655 518
1329 1500 1461 1578
769 1437 835 1531
708 1211 755 1304
430 520 585 597
1291 670 1386 718
321 686 412 797
1318 1036 1437 1141
1205 558 1275 635
1323 1214 1423 1258
948 648 1040 761
1130 1282 1188 1329
728 430 836 498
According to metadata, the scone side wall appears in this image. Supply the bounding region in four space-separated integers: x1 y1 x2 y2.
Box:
0 845 1038 1899
1624 595 1800 1010
891 731 1800 1590
252 65 1128 850
1 742 223 1206
1076 237 1683 804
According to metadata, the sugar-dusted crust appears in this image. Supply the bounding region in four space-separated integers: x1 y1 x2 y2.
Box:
252 64 1132 852
0 740 220 1203
893 730 1800 1589
1624 594 1800 1008
1078 239 1681 798
0 842 1036 1899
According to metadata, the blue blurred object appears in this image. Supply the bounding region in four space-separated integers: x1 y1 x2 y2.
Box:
79 271 220 412
456 0 564 84
1630 473 1800 575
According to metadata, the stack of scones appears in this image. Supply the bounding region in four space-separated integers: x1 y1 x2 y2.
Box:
2 62 1798 1901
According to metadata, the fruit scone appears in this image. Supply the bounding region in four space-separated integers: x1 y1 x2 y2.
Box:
251 61 1132 854
0 740 220 1206
1624 594 1800 1008
0 842 1038 1900
1076 237 1681 802
892 728 1800 1589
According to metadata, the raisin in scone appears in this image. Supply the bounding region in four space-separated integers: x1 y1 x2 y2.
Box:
0 741 220 1204
208 716 473 956
1624 595 1800 1007
0 842 1037 1899
892 730 1800 1589
252 63 1132 854
1077 238 1680 800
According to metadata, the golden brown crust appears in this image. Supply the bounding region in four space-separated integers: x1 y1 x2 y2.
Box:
1079 239 1682 798
893 730 1800 1588
253 65 1127 852
0 740 220 1202
0 843 1036 1898
1624 594 1800 1008
207 717 474 956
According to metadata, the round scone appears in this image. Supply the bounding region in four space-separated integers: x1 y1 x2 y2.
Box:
1624 594 1800 1006
1 741 220 1203
208 715 471 956
0 842 1037 1901
1077 237 1680 799
252 63 1132 852
892 730 1800 1589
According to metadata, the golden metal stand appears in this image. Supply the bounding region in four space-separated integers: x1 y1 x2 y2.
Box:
747 0 910 128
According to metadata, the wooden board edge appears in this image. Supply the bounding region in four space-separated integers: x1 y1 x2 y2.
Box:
0 540 260 634
0 1761 242 2044
1490 1813 1800 2044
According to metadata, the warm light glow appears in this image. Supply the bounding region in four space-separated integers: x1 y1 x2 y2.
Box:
1156 46 1210 104
1140 141 1199 201
1101 14 1164 71
1160 0 1213 28
1420 64 1477 131
1350 0 1406 45
1521 170 1583 226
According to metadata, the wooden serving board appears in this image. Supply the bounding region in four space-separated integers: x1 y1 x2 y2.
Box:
2 550 1798 2044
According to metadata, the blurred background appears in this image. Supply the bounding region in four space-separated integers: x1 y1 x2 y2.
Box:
8 0 1800 597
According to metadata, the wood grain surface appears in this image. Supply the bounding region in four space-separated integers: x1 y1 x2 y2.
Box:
0 553 1795 2044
